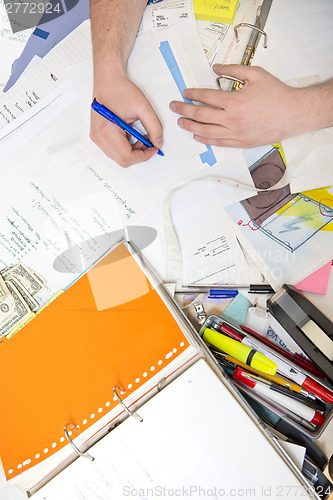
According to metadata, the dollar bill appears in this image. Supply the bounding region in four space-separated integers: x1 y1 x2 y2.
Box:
0 280 32 338
1 262 45 297
0 274 9 302
28 266 47 285
8 277 39 312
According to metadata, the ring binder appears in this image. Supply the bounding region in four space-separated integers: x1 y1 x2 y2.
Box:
113 386 143 422
64 424 94 461
217 75 245 89
234 23 268 49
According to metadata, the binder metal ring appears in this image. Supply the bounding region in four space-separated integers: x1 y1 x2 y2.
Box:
113 386 143 422
216 75 246 89
234 23 268 48
64 424 94 461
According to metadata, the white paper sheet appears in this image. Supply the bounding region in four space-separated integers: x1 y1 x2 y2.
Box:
0 19 92 128
252 0 333 192
67 22 254 195
33 360 313 500
0 99 138 304
131 21 255 191
279 441 306 473
0 79 75 165
253 1 333 83
127 31 208 164
126 172 257 284
142 0 195 32
177 212 250 285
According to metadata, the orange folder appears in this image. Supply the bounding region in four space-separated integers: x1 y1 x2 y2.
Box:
0 244 193 479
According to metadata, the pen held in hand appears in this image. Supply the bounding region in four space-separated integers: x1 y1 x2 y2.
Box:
91 99 164 156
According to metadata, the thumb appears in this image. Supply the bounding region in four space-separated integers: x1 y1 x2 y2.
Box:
212 63 255 83
138 103 164 150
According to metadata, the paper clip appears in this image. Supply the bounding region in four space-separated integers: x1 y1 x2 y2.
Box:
234 23 268 48
113 386 143 422
64 424 94 461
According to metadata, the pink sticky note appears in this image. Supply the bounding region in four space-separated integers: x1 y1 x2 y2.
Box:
296 261 332 295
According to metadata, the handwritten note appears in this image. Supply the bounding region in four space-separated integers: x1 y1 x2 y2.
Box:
0 99 137 304
0 20 92 128
193 0 240 24
178 212 249 285
142 0 195 32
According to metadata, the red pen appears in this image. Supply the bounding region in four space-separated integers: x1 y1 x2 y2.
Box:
211 320 333 403
239 325 324 379
233 368 325 426
216 321 323 377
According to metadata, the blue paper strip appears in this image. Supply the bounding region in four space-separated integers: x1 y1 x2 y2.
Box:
159 41 217 166
33 28 50 39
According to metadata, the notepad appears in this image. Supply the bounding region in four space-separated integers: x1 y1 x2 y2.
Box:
33 360 314 500
193 0 239 24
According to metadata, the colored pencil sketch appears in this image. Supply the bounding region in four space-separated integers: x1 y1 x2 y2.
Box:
239 148 333 253
225 148 333 286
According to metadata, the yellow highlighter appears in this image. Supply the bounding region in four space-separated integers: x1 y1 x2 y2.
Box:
202 328 277 375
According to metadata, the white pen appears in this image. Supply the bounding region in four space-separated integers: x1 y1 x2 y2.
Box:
233 368 325 426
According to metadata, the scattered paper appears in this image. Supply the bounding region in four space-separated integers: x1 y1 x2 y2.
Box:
252 1 333 193
197 0 261 67
142 0 195 32
0 98 132 304
279 441 306 473
176 212 250 285
0 0 33 94
0 19 92 128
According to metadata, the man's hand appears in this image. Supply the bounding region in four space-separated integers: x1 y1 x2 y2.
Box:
90 75 163 168
90 0 163 167
169 64 332 148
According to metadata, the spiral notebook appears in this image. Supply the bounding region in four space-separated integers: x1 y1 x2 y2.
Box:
0 240 199 491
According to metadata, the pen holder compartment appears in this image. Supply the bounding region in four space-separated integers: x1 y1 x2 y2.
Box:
192 312 333 440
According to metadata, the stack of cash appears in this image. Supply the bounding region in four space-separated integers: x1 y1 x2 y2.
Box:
0 262 46 339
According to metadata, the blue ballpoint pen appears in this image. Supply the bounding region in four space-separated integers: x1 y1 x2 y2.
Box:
91 99 164 156
207 289 239 299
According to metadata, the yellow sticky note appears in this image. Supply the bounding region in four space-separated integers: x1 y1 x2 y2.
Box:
193 0 239 24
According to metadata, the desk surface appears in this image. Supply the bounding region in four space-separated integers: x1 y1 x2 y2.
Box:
0 0 332 497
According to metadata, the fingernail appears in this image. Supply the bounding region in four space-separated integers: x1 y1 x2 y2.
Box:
213 63 223 73
156 137 163 148
170 101 176 111
178 119 184 128
183 90 188 98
